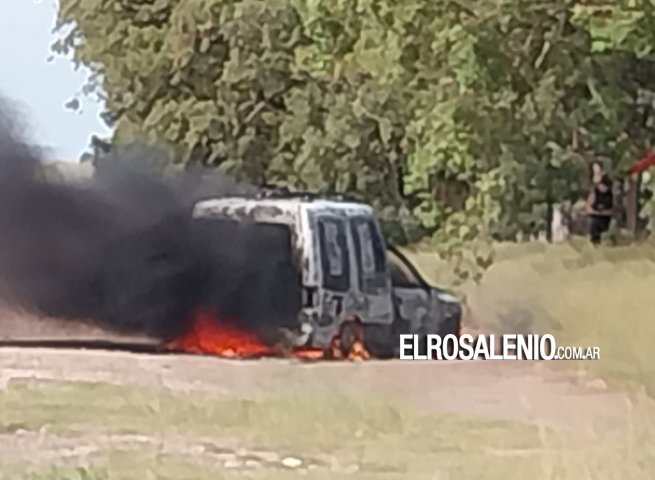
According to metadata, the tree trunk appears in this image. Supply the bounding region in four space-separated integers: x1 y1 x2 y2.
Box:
624 173 640 234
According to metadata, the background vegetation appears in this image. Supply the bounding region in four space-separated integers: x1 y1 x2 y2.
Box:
53 1 655 279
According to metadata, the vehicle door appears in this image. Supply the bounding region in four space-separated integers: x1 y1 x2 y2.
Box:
348 216 394 325
386 247 439 336
312 213 352 340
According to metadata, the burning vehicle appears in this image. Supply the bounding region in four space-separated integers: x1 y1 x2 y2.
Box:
0 116 461 360
174 188 463 359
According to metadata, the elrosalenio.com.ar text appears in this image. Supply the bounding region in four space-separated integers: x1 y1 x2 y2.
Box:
399 334 601 361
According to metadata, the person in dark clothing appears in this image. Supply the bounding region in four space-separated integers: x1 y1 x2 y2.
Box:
586 161 614 244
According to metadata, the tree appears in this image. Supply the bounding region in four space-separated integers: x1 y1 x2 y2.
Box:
56 0 655 283
55 0 409 218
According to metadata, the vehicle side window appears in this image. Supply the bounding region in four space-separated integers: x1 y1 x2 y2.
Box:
350 217 387 292
317 217 350 291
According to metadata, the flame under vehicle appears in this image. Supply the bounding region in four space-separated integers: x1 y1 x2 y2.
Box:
191 190 462 358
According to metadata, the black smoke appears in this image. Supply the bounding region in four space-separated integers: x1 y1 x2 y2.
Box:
0 101 301 344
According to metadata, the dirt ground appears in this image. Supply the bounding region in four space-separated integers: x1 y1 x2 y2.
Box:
0 346 635 436
0 307 640 437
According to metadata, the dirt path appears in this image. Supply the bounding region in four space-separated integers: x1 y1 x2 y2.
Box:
0 346 637 437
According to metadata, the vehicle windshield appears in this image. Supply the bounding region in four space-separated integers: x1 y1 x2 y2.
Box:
386 248 425 288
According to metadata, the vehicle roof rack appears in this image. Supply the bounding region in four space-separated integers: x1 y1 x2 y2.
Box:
255 185 361 203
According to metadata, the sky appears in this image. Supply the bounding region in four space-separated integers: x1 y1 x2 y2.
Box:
0 0 111 162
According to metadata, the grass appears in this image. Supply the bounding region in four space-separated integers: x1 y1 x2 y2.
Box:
0 378 653 479
401 238 655 395
0 379 543 465
4 460 217 480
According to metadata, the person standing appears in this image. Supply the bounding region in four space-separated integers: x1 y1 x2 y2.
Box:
586 161 614 244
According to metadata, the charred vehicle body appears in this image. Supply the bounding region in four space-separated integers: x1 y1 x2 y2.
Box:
192 190 463 358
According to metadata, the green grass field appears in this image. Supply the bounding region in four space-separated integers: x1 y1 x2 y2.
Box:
0 378 654 480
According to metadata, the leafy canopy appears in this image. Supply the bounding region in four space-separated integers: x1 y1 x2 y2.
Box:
56 0 655 281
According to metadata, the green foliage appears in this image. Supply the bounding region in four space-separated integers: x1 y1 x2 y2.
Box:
55 0 655 282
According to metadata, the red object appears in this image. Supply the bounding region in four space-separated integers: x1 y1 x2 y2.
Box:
628 149 655 175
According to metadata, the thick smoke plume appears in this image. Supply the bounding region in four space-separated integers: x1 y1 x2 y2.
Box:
0 101 301 343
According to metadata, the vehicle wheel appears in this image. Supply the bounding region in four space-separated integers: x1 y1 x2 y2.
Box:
338 318 365 358
359 324 393 359
381 316 409 359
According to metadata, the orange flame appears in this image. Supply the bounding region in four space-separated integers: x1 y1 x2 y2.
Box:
167 309 324 359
